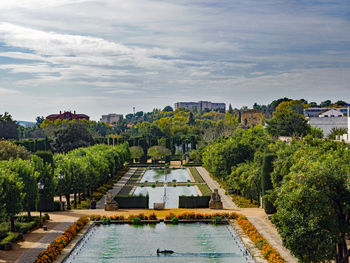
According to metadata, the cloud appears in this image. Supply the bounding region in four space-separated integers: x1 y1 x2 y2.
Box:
0 0 349 120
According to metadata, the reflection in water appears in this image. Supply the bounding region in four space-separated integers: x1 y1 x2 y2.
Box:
64 223 255 263
140 168 191 183
133 186 198 208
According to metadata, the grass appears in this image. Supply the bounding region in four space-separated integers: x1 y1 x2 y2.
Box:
198 184 212 196
189 168 205 183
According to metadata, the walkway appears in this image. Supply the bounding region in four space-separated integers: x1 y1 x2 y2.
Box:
196 167 297 263
196 167 238 209
96 168 136 209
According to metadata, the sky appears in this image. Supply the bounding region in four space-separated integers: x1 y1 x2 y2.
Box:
0 0 349 121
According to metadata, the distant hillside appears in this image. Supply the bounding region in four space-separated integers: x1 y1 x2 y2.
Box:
17 121 36 128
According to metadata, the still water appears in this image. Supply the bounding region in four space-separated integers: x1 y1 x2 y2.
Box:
133 186 198 208
65 223 254 263
140 169 191 183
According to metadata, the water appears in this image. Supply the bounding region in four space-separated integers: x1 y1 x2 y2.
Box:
140 169 191 183
133 186 198 208
65 223 255 263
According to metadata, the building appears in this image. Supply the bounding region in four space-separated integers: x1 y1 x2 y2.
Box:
100 114 123 124
45 111 89 121
241 110 263 127
319 109 343 118
174 101 226 112
304 107 348 117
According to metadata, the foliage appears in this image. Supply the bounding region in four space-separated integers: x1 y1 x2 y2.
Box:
0 112 18 140
267 109 310 137
231 195 258 208
308 126 323 138
328 127 347 140
273 151 350 263
0 140 30 161
130 146 144 160
261 153 276 214
147 146 171 161
52 121 94 153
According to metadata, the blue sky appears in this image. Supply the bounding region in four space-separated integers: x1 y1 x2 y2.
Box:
0 0 349 121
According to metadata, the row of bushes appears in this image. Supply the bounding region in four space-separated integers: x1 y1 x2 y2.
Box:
164 212 238 220
126 163 169 167
115 195 149 208
34 216 89 263
89 213 157 222
237 216 285 263
231 195 258 208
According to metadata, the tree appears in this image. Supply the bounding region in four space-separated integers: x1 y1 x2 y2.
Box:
0 159 38 219
0 169 24 232
0 140 30 160
130 146 144 162
228 104 233 114
32 155 55 211
261 153 276 214
163 106 173 112
147 146 171 162
53 122 94 153
36 116 45 125
273 153 350 263
267 109 310 137
328 127 348 140
320 100 332 107
0 112 18 139
308 126 324 138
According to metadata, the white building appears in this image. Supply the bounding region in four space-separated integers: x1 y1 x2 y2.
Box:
319 109 344 118
174 101 226 112
100 114 123 124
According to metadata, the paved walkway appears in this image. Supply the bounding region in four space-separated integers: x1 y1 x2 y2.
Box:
96 168 136 209
196 167 238 209
196 167 297 263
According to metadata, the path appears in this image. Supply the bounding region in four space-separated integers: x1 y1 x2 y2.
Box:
196 167 238 209
196 167 297 263
96 168 136 209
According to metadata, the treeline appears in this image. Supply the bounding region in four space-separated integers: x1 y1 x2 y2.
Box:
198 126 350 263
0 140 130 231
54 143 130 209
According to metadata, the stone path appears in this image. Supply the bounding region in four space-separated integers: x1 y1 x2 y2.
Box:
196 167 298 263
196 167 238 209
96 168 136 209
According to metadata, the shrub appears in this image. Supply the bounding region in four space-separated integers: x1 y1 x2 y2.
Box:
132 217 141 225
149 213 157 220
171 217 179 224
212 216 222 224
0 232 19 250
102 218 111 225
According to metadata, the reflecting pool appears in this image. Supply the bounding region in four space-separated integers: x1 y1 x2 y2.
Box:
64 223 254 263
133 186 198 208
140 169 191 183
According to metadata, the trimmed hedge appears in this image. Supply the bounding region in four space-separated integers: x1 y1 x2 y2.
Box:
179 196 210 208
115 195 149 208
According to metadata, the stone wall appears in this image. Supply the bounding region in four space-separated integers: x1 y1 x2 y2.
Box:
241 110 263 127
308 117 347 136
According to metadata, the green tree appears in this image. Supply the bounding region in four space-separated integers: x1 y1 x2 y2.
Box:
0 169 24 232
0 112 18 139
163 106 173 112
273 153 350 263
328 127 348 140
0 159 38 218
148 146 171 162
308 126 324 138
53 121 94 153
261 153 276 214
266 109 310 137
0 140 30 160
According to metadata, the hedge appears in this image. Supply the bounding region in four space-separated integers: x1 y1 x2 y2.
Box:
115 195 149 208
178 196 210 208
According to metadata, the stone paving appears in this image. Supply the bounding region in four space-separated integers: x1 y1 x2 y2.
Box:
96 168 136 209
196 167 298 263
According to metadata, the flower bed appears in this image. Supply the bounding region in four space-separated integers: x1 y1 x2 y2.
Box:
89 213 158 222
237 215 285 263
165 212 238 220
34 216 89 263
